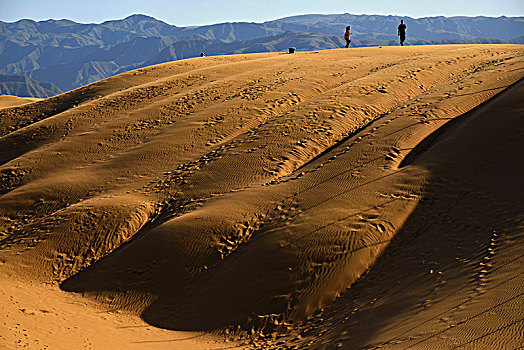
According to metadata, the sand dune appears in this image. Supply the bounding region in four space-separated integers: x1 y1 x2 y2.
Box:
0 45 523 349
0 95 42 110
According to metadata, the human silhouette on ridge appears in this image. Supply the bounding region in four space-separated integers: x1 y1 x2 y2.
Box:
398 20 407 46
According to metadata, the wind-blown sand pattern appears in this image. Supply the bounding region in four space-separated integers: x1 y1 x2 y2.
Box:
0 45 523 349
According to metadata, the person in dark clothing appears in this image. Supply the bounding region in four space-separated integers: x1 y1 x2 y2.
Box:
398 20 407 46
344 26 351 48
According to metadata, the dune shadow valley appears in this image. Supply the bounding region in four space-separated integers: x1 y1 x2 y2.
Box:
0 44 523 349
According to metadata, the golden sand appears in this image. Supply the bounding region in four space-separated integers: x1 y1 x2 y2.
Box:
0 45 523 349
0 95 42 109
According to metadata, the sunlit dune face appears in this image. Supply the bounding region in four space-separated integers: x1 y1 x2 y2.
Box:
0 45 523 349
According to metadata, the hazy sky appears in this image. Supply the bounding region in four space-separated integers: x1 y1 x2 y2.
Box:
1 0 523 26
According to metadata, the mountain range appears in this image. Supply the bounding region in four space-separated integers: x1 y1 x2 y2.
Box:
1 13 523 96
0 74 61 98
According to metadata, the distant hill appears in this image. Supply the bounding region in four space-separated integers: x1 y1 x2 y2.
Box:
269 14 524 41
0 74 62 98
1 14 522 95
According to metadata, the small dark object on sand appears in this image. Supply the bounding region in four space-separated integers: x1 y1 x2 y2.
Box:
288 47 296 54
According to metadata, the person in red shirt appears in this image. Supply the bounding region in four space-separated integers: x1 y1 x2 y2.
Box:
344 26 351 48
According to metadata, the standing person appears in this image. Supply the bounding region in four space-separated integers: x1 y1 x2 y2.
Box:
344 26 351 48
398 20 407 46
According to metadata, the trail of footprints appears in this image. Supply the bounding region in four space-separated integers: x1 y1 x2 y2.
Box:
133 49 521 276
1 48 523 347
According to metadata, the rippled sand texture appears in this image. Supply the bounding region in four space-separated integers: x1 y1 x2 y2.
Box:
1 45 523 349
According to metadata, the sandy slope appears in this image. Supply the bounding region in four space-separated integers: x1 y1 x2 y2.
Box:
0 277 235 350
273 73 524 350
0 95 42 110
0 45 523 349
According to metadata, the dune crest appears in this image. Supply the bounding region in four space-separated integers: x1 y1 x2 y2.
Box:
0 95 42 110
1 45 523 347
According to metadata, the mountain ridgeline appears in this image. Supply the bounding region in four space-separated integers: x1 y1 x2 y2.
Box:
0 74 61 98
1 13 523 96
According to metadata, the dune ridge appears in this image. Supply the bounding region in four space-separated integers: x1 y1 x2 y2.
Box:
0 95 42 110
0 45 523 347
275 70 524 350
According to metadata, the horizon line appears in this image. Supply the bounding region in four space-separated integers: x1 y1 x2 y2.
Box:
1 12 521 26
